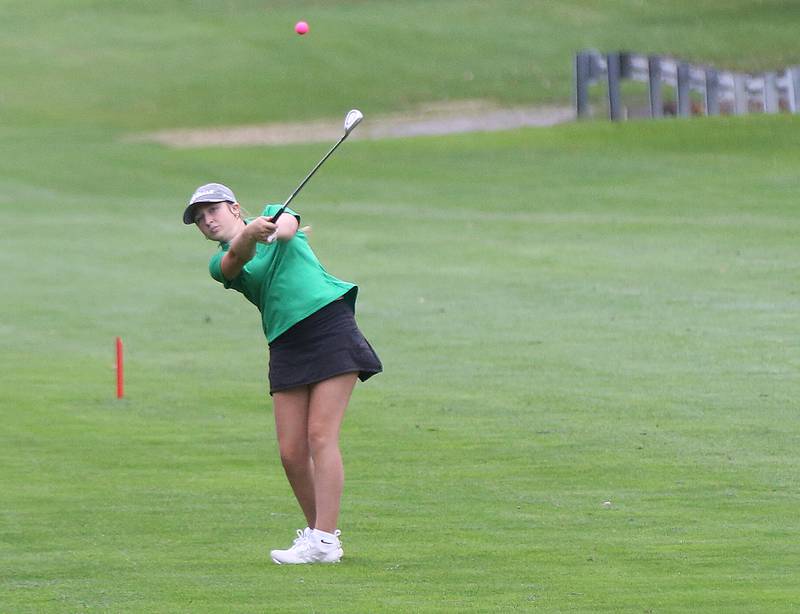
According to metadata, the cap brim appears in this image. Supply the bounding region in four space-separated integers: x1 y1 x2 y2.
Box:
183 199 230 224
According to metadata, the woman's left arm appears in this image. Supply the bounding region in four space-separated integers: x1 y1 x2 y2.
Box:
266 212 300 243
273 213 300 241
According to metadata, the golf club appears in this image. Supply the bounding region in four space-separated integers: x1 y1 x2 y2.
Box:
267 109 363 242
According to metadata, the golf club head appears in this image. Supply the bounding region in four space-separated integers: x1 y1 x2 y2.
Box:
344 109 364 135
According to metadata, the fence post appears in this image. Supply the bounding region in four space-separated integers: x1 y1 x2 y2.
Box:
764 73 780 113
606 52 623 120
677 62 691 117
786 66 800 113
733 74 748 115
705 69 720 115
783 69 798 112
648 56 663 118
575 52 591 118
790 67 800 113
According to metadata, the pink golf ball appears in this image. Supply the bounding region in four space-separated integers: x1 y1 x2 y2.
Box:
295 21 309 35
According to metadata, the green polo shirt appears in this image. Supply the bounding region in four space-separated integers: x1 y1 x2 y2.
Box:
209 204 356 342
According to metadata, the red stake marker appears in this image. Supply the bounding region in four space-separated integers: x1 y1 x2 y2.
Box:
116 337 124 398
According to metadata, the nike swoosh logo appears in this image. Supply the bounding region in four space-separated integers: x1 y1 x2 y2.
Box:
320 540 334 545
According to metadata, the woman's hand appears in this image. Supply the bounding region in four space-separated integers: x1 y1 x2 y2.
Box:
246 216 279 243
265 213 300 243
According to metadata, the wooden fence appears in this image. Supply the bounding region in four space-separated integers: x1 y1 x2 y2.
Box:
575 50 800 120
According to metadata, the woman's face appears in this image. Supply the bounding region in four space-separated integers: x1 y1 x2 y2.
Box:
193 201 242 242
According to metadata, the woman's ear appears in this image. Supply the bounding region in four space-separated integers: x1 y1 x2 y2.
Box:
229 202 242 218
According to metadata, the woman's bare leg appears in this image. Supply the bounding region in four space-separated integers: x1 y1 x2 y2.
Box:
307 372 358 533
273 386 316 528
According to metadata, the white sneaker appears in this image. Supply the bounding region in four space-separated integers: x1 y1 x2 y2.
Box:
270 527 312 565
270 528 343 565
309 529 344 564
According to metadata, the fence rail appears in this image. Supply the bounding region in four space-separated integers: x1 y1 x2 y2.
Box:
576 50 800 120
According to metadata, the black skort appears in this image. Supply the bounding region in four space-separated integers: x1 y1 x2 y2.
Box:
268 298 382 395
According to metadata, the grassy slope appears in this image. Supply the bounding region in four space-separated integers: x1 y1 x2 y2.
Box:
1 1 799 612
2 0 800 130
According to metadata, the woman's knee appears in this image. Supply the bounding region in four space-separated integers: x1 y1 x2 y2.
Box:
278 442 310 471
307 425 339 457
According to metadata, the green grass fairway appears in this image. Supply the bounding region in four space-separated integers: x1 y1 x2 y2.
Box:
2 2 800 612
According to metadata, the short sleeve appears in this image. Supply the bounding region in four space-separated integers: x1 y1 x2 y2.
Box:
209 251 234 288
262 203 300 223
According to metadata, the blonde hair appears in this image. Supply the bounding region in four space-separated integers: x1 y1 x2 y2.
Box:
227 201 253 221
236 203 253 218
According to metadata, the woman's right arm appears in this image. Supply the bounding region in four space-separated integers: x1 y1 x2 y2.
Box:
220 217 277 280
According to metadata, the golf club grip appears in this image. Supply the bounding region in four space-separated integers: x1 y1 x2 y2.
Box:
269 205 287 224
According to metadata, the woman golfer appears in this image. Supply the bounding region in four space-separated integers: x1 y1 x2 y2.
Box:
183 182 382 565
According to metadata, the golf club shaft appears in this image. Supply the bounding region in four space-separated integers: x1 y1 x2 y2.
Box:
270 133 348 223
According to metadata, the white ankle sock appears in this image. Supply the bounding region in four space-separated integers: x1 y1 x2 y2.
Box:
311 529 339 546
